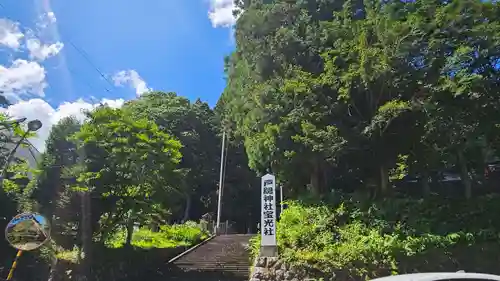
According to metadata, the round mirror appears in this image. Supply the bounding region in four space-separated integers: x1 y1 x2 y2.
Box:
5 213 50 251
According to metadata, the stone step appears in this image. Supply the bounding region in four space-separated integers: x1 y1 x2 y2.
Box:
165 234 254 281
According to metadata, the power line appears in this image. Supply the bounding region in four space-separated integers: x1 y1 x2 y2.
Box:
67 40 116 91
67 66 111 94
0 2 115 96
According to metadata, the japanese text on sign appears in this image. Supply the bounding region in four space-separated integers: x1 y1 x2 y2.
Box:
261 174 277 246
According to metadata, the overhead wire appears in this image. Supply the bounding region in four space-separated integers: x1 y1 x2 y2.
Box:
66 66 112 94
0 3 117 176
0 3 115 96
66 39 116 91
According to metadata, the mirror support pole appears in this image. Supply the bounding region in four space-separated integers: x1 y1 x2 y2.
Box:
6 250 23 280
0 130 30 184
215 130 226 234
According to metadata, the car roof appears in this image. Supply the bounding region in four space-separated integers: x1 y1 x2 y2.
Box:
371 272 500 281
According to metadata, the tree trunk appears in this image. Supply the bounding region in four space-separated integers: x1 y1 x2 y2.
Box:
125 210 135 247
366 178 377 199
322 163 329 191
379 164 389 195
80 192 92 281
309 159 321 196
457 150 472 199
182 195 191 223
421 170 431 197
47 252 59 281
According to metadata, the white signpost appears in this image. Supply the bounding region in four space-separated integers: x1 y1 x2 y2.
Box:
260 173 277 256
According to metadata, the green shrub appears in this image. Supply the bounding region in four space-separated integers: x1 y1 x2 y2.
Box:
249 235 261 260
250 196 500 280
56 246 80 263
105 221 209 249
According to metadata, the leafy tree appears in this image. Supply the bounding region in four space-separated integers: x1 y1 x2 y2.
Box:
219 0 500 199
123 92 220 222
0 113 39 211
71 106 182 245
34 116 82 249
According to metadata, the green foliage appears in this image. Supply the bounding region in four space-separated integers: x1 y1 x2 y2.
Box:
16 90 259 281
70 106 184 241
123 92 222 221
221 0 500 197
15 1 500 280
0 113 40 211
389 154 409 181
105 221 209 249
251 197 500 279
3 160 35 195
248 234 261 260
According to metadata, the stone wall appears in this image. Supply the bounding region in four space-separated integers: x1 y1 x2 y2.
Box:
249 256 334 281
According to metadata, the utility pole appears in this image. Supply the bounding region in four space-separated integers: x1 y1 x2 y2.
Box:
78 144 92 281
215 131 226 234
279 184 283 215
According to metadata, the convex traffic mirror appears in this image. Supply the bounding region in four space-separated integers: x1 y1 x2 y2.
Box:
5 212 50 251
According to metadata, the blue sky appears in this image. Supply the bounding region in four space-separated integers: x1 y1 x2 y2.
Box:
0 0 236 151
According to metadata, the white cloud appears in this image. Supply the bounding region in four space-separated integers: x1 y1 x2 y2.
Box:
1 98 125 152
0 19 24 49
112 70 150 96
0 16 63 62
208 0 239 27
47 12 57 23
100 98 126 109
0 59 47 101
0 16 62 100
36 11 58 30
0 14 130 153
0 13 128 154
26 38 64 61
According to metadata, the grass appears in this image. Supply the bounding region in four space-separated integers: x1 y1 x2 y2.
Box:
55 221 210 263
105 221 209 249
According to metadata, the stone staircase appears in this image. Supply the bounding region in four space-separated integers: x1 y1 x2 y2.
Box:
165 234 253 281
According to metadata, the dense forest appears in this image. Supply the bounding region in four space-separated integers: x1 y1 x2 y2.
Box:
0 92 259 281
220 0 500 199
1 0 500 280
222 0 500 279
